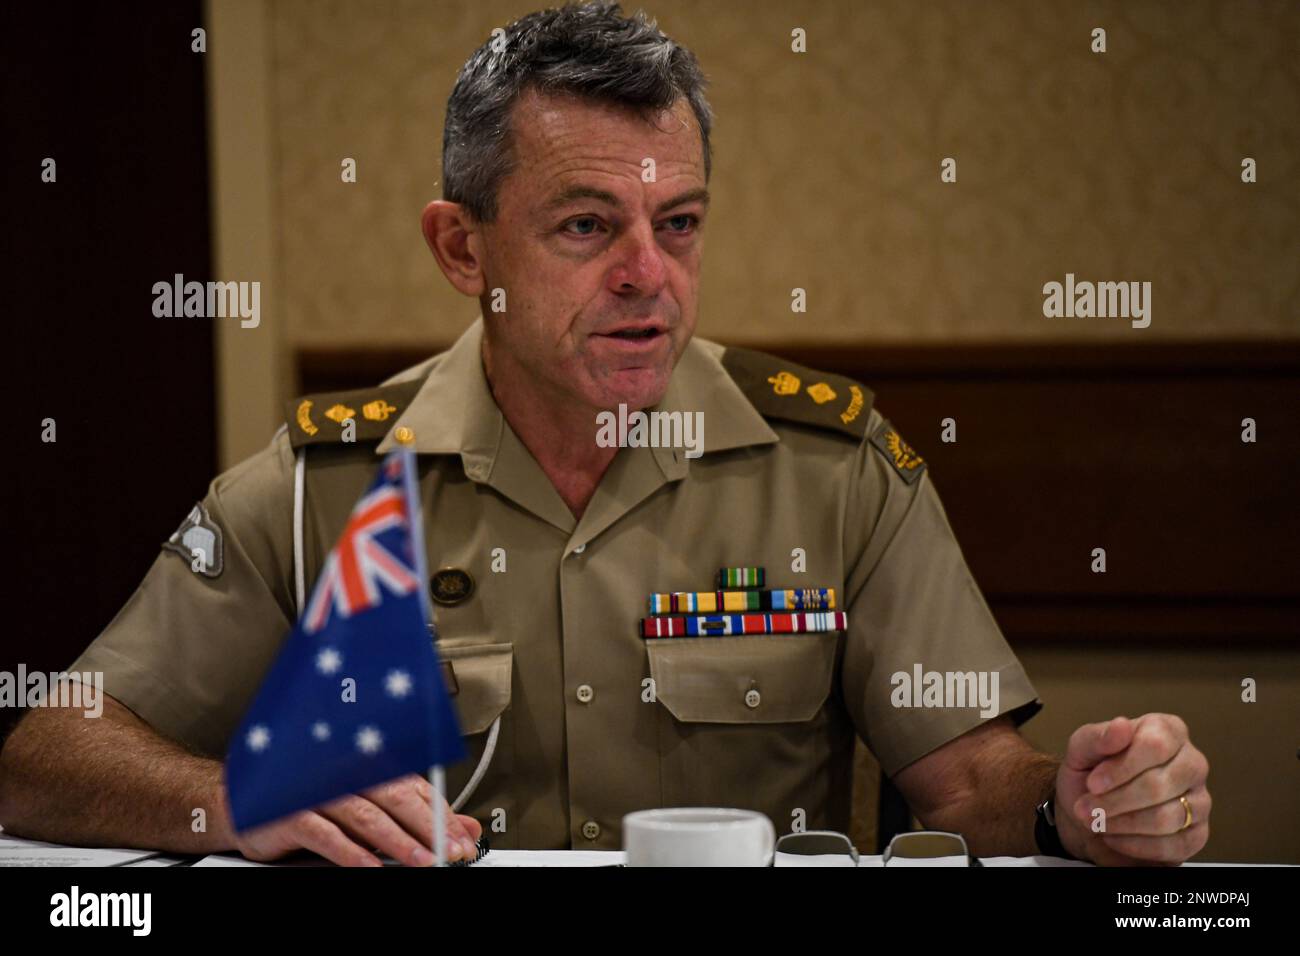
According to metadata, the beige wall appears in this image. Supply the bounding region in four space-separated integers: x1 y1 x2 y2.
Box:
214 0 1299 418
208 0 283 470
263 0 1297 350
207 0 1300 862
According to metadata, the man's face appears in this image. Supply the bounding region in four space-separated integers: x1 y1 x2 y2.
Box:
476 88 708 412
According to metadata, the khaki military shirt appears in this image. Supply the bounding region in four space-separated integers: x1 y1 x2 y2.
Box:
71 317 1041 849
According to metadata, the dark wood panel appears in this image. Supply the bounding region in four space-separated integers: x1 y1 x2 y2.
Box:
993 599 1300 641
876 374 1299 598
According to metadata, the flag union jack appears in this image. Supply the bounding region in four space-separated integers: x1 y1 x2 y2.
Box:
303 485 420 634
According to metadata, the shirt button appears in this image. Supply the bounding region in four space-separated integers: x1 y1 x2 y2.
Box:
581 820 601 841
744 688 761 709
573 543 586 554
576 684 594 704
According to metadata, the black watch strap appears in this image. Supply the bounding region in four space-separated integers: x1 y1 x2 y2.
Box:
1034 797 1078 861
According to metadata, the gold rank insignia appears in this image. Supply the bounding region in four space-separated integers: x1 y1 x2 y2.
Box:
296 400 318 436
869 419 926 485
324 403 356 424
806 382 837 405
722 346 874 441
283 378 426 449
363 399 398 421
767 371 801 396
840 384 865 425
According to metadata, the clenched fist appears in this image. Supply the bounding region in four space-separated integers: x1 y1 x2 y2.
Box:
1055 714 1211 866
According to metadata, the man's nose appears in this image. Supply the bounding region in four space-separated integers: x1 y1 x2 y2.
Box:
609 221 669 294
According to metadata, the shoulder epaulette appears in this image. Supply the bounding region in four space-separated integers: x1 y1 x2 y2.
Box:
285 379 424 449
721 346 874 440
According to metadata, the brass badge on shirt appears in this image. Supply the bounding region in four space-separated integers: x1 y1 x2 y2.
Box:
162 503 224 578
869 419 926 485
430 567 475 606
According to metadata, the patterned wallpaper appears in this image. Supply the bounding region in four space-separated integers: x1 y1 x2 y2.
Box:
267 0 1299 349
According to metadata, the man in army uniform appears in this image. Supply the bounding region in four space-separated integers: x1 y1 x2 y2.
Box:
0 3 1210 866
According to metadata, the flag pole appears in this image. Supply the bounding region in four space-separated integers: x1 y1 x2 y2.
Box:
400 447 443 867
431 764 446 866
400 446 454 869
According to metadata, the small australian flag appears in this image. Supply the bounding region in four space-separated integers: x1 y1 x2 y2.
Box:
225 449 466 831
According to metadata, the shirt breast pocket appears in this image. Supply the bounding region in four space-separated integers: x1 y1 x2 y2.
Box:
440 641 512 733
647 633 838 723
646 633 845 817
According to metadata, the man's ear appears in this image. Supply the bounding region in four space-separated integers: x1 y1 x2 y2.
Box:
422 199 486 297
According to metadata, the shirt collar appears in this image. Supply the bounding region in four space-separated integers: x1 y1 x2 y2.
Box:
658 335 780 456
375 317 501 474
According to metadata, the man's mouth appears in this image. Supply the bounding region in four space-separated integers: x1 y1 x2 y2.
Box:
604 328 662 340
595 322 668 342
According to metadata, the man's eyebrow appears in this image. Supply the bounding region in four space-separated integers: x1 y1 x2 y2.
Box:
656 187 710 214
541 185 711 214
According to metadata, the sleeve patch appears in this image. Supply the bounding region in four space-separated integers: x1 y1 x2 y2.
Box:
869 419 926 484
162 503 224 577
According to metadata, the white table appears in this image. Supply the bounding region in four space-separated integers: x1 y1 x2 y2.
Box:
2 834 1278 867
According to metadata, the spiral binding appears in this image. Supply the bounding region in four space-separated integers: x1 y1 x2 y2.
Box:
447 836 490 867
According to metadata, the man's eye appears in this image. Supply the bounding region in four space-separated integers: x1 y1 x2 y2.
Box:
563 217 601 236
663 214 699 234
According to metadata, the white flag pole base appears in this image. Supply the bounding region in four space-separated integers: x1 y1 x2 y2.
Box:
431 764 446 867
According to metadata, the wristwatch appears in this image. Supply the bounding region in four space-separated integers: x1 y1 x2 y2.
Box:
1034 796 1078 860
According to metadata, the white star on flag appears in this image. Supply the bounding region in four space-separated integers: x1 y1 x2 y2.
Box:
311 722 331 741
385 669 413 698
316 648 342 675
246 725 271 752
355 725 384 755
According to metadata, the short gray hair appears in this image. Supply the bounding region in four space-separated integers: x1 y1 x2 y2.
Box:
442 2 713 223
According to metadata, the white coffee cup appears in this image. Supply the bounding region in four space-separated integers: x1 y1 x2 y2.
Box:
622 807 776 867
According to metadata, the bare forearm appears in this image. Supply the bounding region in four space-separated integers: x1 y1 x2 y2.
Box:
899 720 1059 858
0 697 238 854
